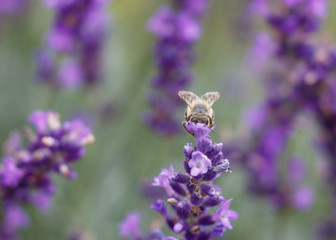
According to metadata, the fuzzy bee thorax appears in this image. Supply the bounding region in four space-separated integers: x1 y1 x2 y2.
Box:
179 91 219 134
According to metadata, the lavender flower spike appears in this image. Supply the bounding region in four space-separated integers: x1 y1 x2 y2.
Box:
151 122 238 239
143 1 210 136
36 0 111 88
0 110 95 240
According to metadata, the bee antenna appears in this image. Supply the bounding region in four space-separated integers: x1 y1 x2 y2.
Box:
209 126 216 133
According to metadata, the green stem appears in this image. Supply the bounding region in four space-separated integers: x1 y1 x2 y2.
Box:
273 211 288 240
47 87 60 109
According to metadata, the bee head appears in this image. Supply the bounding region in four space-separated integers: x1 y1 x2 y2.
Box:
190 116 209 125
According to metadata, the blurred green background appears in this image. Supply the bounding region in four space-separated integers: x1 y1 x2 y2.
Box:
1 0 336 239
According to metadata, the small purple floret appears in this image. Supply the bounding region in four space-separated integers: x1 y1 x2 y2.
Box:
119 212 142 238
0 157 23 187
152 165 175 197
213 198 239 230
188 151 211 177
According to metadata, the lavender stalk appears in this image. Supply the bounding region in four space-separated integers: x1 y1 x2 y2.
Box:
151 122 238 239
143 0 210 136
120 122 238 240
231 0 328 212
36 0 111 88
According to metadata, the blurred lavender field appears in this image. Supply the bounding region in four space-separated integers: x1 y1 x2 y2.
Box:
1 0 336 239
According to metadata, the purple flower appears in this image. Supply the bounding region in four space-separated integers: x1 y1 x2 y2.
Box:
248 0 269 16
1 205 29 239
176 12 201 42
247 32 276 73
58 59 83 88
291 186 314 211
188 151 211 177
29 192 53 211
185 121 212 136
119 211 178 240
234 0 329 229
62 119 95 146
0 157 23 187
164 237 179 240
185 122 212 153
36 0 111 88
283 0 327 18
148 7 174 38
28 110 58 133
144 0 210 136
43 0 77 8
0 0 29 18
152 165 174 197
243 104 267 131
185 0 210 16
0 110 94 239
47 27 74 53
119 212 142 238
213 198 239 231
308 0 327 19
149 122 237 238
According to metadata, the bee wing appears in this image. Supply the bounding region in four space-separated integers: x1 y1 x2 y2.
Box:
200 92 220 107
178 91 199 107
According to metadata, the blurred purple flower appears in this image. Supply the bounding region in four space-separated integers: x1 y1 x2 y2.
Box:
247 32 276 73
36 0 111 88
0 0 29 19
47 27 74 53
248 0 269 16
291 186 314 211
58 60 83 88
143 0 209 136
185 0 210 16
283 0 327 18
119 212 169 240
0 157 23 188
229 0 325 215
119 212 142 239
139 179 165 201
148 7 175 38
0 110 95 239
0 205 29 239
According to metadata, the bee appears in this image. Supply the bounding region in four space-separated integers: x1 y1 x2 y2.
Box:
178 91 220 135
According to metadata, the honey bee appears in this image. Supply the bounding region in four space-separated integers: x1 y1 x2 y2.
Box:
178 91 220 135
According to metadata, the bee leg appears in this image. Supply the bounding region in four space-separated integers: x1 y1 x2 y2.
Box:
182 121 194 136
